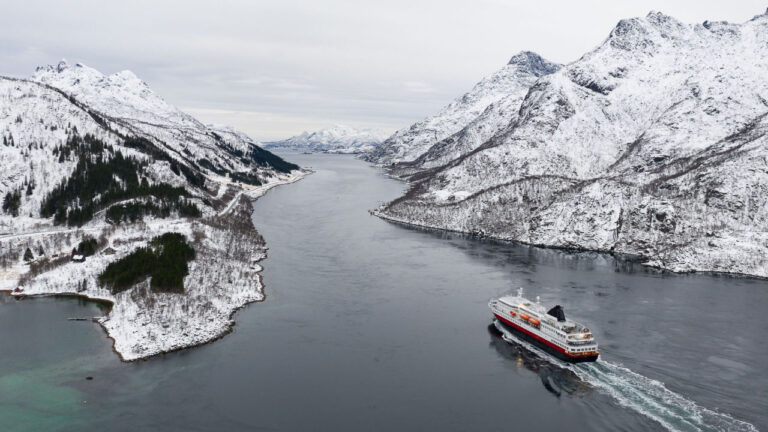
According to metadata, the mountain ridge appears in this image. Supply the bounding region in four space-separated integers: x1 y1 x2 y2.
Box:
363 51 560 167
265 124 389 154
374 10 768 278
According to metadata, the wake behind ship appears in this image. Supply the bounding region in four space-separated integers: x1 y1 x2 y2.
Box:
489 289 598 363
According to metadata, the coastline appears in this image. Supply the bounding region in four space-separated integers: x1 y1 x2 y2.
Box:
371 208 768 281
2 250 268 363
1 169 310 362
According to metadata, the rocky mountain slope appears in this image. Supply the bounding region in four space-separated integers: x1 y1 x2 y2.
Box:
376 10 768 278
363 51 560 167
0 60 306 360
264 124 388 154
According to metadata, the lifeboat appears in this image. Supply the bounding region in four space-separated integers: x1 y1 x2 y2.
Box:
529 318 540 326
519 313 530 321
509 311 517 317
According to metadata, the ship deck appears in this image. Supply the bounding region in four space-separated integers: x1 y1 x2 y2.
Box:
496 295 590 334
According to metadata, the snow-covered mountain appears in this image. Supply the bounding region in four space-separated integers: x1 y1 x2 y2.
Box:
30 60 297 177
0 60 305 360
0 60 299 218
264 125 389 154
363 51 560 166
376 10 768 278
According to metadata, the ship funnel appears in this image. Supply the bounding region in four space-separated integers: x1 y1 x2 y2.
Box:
547 305 566 322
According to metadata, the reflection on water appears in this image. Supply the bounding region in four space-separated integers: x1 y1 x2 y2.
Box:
389 220 667 278
487 324 591 398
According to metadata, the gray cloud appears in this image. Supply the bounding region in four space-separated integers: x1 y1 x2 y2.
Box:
1 0 764 140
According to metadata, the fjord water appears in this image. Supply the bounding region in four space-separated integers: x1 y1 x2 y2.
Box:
1 154 766 431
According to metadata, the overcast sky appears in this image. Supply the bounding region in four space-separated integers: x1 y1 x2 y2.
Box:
1 1 765 141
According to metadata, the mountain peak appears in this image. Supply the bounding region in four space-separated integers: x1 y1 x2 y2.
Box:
645 10 668 20
645 10 687 34
114 69 139 79
607 11 691 52
33 59 104 82
31 61 157 95
35 58 72 74
750 8 768 21
507 51 559 77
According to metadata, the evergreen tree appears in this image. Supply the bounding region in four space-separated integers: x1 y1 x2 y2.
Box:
23 248 33 262
99 233 195 293
75 237 98 257
2 189 21 217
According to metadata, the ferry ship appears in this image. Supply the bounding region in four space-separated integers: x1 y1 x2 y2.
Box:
489 288 599 363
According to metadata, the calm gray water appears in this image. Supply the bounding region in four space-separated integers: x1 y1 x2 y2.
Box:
1 153 766 431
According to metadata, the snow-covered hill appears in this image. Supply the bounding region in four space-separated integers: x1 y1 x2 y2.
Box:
30 60 297 178
264 125 389 154
377 10 768 278
363 51 560 166
0 60 306 360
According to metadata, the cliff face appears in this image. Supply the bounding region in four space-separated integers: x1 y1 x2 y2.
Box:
377 11 768 277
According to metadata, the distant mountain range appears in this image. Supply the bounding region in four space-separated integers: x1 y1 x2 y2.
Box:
370 10 768 278
265 125 389 154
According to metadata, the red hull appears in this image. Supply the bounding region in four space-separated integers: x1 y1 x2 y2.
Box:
493 313 598 363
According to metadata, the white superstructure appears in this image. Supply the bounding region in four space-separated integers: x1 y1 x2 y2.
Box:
489 288 599 362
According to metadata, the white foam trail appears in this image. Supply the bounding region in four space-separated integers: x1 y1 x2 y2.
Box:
493 320 757 432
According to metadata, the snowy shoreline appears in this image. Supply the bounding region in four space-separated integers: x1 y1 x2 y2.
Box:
1 170 310 361
372 208 768 281
1 251 267 362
